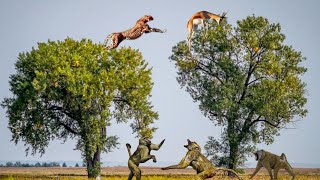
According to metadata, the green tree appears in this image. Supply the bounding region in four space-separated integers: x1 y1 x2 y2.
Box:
6 162 13 167
75 163 79 167
35 162 41 167
2 38 158 178
62 162 67 167
170 15 307 170
42 162 48 167
14 161 21 167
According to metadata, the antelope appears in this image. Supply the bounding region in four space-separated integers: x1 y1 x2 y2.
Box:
187 11 227 49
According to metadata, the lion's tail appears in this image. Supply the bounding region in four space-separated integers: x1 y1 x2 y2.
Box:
126 143 132 157
214 168 242 180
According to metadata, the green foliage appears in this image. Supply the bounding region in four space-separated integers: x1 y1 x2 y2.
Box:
87 161 101 178
171 15 307 168
2 38 158 177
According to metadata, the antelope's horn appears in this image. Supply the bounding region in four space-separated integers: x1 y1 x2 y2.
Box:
221 12 227 17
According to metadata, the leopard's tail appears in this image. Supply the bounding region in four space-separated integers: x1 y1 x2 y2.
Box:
104 33 113 46
214 168 242 180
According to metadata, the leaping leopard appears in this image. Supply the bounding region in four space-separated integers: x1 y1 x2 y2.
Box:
104 15 166 50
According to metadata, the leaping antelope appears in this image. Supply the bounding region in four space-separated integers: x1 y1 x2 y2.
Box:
187 11 227 49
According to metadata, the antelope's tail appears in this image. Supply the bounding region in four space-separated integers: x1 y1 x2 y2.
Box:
187 18 193 29
214 167 242 180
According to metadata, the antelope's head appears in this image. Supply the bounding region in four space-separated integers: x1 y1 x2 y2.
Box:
219 12 227 24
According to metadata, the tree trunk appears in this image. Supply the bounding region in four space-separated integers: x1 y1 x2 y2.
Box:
228 142 239 170
86 147 101 178
85 127 106 179
227 115 239 175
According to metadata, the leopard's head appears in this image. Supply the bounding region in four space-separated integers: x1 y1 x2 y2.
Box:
139 15 154 23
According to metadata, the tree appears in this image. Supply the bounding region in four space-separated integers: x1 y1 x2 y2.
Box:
2 38 158 178
170 15 307 170
6 162 13 167
35 162 41 167
42 162 48 167
62 162 67 167
49 162 60 167
14 161 21 167
75 163 79 167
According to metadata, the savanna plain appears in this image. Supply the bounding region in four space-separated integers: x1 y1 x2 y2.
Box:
1 167 320 180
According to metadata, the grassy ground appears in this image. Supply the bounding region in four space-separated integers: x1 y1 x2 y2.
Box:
0 167 320 180
1 175 320 180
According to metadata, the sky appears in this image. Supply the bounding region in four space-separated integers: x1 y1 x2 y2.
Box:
0 0 319 167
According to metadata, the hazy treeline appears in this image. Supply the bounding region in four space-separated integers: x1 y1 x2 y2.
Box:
0 161 80 167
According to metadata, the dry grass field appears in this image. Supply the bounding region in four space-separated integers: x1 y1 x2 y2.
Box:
0 167 320 179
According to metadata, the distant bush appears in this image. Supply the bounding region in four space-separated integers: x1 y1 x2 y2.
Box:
5 162 13 167
62 162 67 167
1 161 60 167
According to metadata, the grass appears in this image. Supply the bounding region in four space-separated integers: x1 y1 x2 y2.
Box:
1 175 320 180
1 167 320 180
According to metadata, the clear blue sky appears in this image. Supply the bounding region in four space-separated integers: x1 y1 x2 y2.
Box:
0 0 319 167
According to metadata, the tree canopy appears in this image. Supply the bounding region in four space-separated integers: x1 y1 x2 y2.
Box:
2 38 158 177
170 15 307 169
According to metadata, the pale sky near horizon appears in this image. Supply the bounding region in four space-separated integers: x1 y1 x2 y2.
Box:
0 0 319 167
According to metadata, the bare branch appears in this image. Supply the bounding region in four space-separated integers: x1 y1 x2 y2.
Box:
238 63 255 102
248 116 281 128
208 111 227 118
247 76 266 85
57 121 79 135
113 96 131 106
47 105 75 120
47 106 80 135
238 110 255 141
195 63 224 84
283 127 297 130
